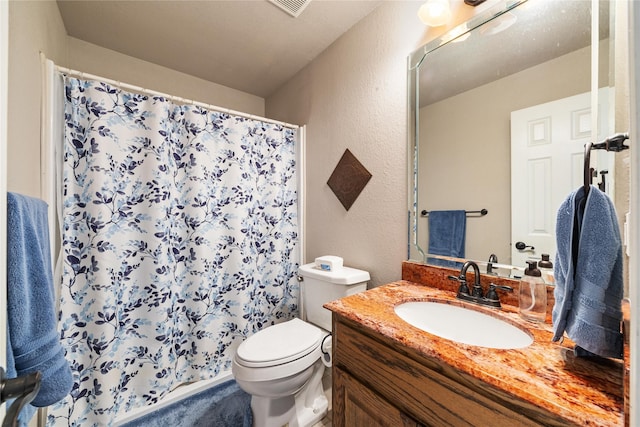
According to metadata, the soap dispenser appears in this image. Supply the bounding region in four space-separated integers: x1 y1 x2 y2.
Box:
538 254 554 285
519 261 546 322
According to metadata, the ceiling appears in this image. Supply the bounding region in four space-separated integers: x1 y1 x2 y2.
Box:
56 0 384 99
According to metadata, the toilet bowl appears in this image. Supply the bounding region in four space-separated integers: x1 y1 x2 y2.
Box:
232 318 329 427
232 259 370 427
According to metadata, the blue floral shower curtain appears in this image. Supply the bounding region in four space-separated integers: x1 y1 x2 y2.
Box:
48 77 300 426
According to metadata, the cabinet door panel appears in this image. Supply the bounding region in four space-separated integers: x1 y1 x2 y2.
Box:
334 366 422 427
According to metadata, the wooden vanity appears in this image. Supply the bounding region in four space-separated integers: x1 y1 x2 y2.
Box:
325 262 624 427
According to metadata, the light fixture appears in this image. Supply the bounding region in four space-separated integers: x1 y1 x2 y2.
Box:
417 0 452 27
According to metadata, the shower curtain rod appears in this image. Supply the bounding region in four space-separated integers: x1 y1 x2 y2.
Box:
54 64 299 130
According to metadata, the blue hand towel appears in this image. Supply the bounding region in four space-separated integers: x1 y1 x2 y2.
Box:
6 192 73 411
552 185 623 358
427 210 466 267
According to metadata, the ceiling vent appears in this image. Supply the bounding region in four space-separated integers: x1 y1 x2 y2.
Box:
268 0 312 18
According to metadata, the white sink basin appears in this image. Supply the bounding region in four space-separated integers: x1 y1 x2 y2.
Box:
394 301 533 349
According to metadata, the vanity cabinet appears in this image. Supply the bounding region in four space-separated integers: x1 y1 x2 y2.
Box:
332 315 574 427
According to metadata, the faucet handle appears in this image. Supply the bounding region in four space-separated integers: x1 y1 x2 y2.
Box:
448 275 470 295
486 283 513 301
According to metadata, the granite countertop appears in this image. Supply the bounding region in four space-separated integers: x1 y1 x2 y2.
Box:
325 280 624 427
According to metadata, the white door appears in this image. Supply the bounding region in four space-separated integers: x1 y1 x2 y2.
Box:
510 89 613 268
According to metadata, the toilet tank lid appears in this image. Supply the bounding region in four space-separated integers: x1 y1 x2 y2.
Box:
298 262 370 285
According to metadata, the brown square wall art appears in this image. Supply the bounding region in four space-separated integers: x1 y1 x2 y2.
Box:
327 149 372 211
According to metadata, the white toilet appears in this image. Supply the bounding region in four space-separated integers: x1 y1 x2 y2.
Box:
232 257 369 427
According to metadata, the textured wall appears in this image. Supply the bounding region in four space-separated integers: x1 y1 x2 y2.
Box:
7 1 67 198
67 37 264 117
266 2 423 286
266 1 492 287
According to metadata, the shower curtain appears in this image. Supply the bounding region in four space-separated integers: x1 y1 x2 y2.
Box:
47 76 300 426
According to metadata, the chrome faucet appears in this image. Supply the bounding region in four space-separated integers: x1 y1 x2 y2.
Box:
448 261 512 308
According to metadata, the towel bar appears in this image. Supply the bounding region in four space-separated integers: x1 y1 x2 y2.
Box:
421 209 487 217
0 367 41 427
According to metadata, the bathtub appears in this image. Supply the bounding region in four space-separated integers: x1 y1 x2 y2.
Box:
113 372 246 426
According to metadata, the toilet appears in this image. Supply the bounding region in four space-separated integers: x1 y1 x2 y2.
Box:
232 257 370 427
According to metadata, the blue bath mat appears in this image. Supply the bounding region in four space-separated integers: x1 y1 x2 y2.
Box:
121 380 252 427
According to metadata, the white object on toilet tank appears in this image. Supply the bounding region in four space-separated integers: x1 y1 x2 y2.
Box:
298 261 370 331
314 255 343 272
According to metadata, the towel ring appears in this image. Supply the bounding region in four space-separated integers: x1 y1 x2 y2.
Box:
584 133 629 198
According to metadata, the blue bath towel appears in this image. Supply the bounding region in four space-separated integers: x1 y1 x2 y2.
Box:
552 186 623 358
6 192 73 415
428 210 466 267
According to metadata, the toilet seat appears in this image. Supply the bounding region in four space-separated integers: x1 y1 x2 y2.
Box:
236 318 323 368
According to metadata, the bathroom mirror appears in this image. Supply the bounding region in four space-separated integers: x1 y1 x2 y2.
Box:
408 0 619 276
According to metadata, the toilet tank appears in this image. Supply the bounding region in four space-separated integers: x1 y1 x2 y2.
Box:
298 262 370 331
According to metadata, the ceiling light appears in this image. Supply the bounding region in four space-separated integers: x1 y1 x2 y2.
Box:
418 0 452 27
